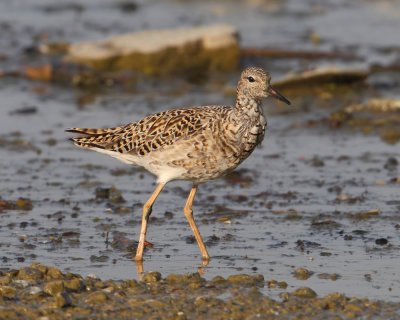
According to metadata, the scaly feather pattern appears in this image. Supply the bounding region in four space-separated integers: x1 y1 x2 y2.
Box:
67 105 231 156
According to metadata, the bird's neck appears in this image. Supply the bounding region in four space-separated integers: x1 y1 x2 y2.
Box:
235 95 263 118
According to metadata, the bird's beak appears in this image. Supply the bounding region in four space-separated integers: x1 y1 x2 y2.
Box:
267 86 291 105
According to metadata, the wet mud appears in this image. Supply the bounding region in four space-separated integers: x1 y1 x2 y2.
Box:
1 0 400 318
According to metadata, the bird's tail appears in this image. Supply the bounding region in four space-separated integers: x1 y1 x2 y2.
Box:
65 127 121 149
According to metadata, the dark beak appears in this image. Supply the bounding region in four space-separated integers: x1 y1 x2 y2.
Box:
267 86 291 105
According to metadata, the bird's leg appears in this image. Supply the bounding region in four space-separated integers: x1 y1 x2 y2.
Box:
183 184 210 261
135 182 165 261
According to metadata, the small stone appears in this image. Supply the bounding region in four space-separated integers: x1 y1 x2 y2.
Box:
353 209 380 220
344 303 363 318
95 186 125 204
211 276 227 286
43 280 64 296
267 279 278 288
13 279 29 288
125 279 140 289
293 287 317 298
165 273 204 285
17 267 43 281
344 234 353 241
227 274 264 286
142 272 161 283
0 309 19 319
267 279 287 289
54 292 72 308
30 262 48 274
279 292 290 301
85 291 108 305
0 276 11 286
375 238 388 245
317 273 341 281
293 268 313 280
320 252 332 256
0 286 16 298
164 211 174 219
90 255 109 263
384 157 398 171
64 278 83 292
46 267 63 280
15 198 33 210
309 156 324 167
29 286 42 295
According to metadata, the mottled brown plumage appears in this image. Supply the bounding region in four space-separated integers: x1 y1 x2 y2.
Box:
66 67 290 262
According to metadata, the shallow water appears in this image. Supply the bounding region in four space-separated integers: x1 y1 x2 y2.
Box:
1 0 400 302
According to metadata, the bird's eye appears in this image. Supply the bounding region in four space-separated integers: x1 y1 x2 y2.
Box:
247 76 255 83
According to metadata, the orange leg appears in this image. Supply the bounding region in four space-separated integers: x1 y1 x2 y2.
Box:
184 185 210 261
135 182 165 261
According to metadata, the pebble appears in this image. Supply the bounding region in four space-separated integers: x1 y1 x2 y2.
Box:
293 287 317 298
375 238 388 245
293 268 313 280
43 280 64 296
142 272 162 283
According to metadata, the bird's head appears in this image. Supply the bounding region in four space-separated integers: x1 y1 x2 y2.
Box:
237 67 291 105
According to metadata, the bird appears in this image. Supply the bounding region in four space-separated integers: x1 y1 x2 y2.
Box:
66 67 291 262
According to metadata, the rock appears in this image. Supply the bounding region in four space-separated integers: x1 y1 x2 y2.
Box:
165 273 204 287
227 274 264 286
46 267 63 280
352 209 380 220
17 267 43 281
90 255 109 263
29 286 42 295
0 276 11 286
274 67 368 89
317 273 341 281
0 286 17 299
22 65 53 82
65 24 239 76
64 278 84 292
30 263 48 274
266 279 286 289
329 98 400 144
85 291 108 305
0 309 19 319
43 280 64 296
345 99 400 113
293 287 317 298
54 292 72 308
95 186 125 204
293 268 313 280
141 272 161 283
15 198 33 210
375 238 388 245
384 157 398 171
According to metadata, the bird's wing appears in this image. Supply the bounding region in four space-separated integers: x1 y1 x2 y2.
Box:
67 106 230 156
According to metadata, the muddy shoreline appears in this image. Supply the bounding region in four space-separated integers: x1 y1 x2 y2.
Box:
1 263 400 320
